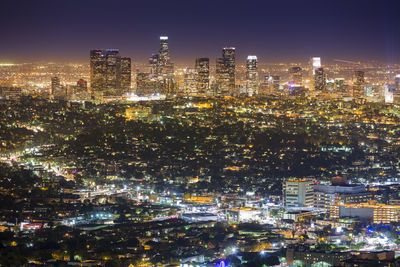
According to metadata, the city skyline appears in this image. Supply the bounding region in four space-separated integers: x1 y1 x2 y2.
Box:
1 0 400 63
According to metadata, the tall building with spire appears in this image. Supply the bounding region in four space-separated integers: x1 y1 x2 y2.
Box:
158 36 174 77
145 36 175 96
246 55 259 96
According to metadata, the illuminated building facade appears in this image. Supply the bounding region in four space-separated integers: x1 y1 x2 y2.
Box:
90 49 131 98
283 178 314 208
104 49 121 97
149 54 159 77
314 67 326 91
216 47 235 95
158 36 172 74
314 183 372 213
146 36 175 96
51 76 61 96
331 201 400 224
90 50 106 96
184 68 197 96
246 55 258 96
216 57 230 96
195 57 209 96
223 47 236 93
136 72 158 96
121 57 131 93
353 70 365 98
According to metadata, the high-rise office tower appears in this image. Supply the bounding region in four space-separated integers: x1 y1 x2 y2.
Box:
104 49 121 97
353 70 365 98
158 36 174 77
216 47 236 96
149 54 159 77
147 36 175 96
184 68 197 96
289 66 302 86
283 178 314 208
51 76 61 95
90 49 128 98
246 55 259 96
314 67 326 91
90 50 106 95
121 57 132 93
159 36 170 67
216 57 230 96
310 57 322 90
223 47 236 93
195 58 210 96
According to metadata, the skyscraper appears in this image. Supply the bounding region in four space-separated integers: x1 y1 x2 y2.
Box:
90 49 131 99
223 47 236 93
216 57 230 96
104 49 121 97
146 36 175 96
314 68 326 91
353 70 365 98
184 68 197 96
216 47 236 96
195 58 210 96
149 54 159 77
51 76 61 96
246 55 259 96
159 36 170 67
289 66 302 86
311 57 322 90
121 57 132 93
90 50 106 96
158 36 174 77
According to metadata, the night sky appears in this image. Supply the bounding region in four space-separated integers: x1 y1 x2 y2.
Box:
1 0 400 64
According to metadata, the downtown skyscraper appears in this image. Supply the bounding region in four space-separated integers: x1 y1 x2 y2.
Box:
90 49 131 99
121 57 132 93
353 70 365 98
146 36 175 96
246 55 259 96
195 58 210 96
314 67 326 91
216 47 235 96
